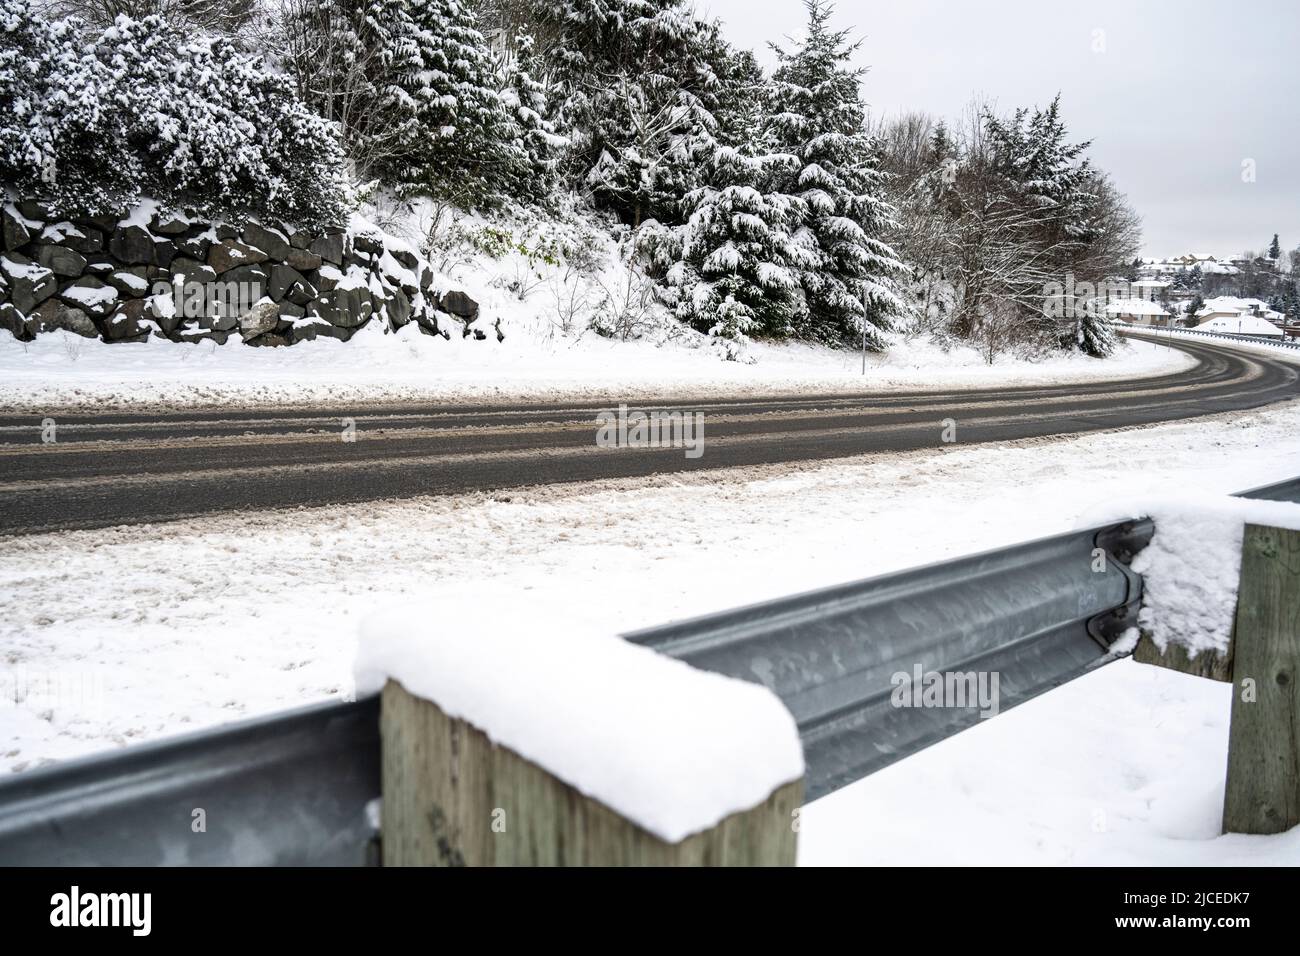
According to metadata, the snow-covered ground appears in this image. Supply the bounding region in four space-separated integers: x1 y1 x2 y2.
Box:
800 660 1300 865
3 392 1300 863
0 313 1193 411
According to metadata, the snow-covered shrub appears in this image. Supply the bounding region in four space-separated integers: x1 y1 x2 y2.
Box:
0 0 139 214
588 261 662 342
0 0 349 227
96 14 350 227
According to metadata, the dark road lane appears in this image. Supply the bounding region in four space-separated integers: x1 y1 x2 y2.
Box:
0 334 1295 535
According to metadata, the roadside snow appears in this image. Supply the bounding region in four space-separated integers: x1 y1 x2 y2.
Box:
2 398 1300 863
0 318 1193 412
798 660 1300 865
356 599 803 843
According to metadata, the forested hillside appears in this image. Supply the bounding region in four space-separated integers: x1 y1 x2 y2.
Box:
2 0 1142 358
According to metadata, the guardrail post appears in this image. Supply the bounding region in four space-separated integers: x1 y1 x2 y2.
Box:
1222 523 1300 834
380 680 802 866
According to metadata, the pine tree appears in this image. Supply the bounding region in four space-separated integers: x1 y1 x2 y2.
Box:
930 121 952 164
764 0 903 347
280 0 426 186
495 33 566 206
1267 233 1281 261
282 0 522 209
703 30 767 150
982 94 1115 355
1074 309 1114 354
984 95 1095 242
404 0 524 207
504 0 740 227
668 145 812 344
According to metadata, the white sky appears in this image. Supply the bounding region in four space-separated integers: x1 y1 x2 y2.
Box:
701 0 1300 258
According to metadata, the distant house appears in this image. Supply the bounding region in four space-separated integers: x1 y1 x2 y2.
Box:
1195 313 1284 337
1105 298 1171 326
1196 296 1284 322
1137 252 1236 280
1192 297 1285 337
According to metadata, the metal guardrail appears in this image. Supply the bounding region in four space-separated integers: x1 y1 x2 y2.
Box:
1118 322 1300 350
0 694 380 866
3 475 1299 865
625 527 1136 799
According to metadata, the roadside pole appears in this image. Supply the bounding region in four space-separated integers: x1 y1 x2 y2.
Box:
861 287 868 375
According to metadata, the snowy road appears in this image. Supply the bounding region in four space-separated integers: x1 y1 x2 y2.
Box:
0 334 1295 535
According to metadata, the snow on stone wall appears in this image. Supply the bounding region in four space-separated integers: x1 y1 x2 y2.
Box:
0 198 499 348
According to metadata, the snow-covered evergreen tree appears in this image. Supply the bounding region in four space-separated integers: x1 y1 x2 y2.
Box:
497 0 735 226
495 33 566 205
984 94 1095 244
765 0 903 346
983 94 1113 354
403 0 525 207
280 0 423 187
282 0 524 210
667 145 812 345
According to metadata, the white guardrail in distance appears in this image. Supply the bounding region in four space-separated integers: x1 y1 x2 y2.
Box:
1113 321 1300 351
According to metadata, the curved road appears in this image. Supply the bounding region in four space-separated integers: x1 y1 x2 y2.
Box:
0 333 1295 535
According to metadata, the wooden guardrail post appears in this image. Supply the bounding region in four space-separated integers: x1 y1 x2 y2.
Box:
1130 521 1300 835
1222 523 1300 834
379 680 802 866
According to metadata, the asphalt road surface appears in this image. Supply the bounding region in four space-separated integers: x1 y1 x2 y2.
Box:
1 333 1295 536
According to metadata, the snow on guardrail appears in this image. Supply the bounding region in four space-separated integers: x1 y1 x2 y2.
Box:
354 600 804 844
1080 494 1300 658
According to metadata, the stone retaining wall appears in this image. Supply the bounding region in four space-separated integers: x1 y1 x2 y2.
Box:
0 199 496 347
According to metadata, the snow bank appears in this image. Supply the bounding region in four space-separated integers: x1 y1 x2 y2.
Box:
0 319 1194 412
353 599 803 843
1081 494 1300 657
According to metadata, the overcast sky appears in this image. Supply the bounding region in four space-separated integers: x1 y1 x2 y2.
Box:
702 0 1300 258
